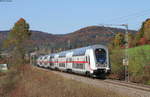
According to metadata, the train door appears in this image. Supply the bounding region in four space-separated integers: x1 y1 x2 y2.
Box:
55 58 58 69
66 52 73 72
66 57 72 71
85 55 93 72
54 54 59 70
50 56 55 69
46 56 50 68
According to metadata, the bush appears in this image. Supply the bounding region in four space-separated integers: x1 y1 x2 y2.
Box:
109 48 125 80
0 64 30 97
143 65 150 84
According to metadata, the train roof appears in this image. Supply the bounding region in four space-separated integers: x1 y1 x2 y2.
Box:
72 45 107 56
49 44 107 57
58 51 69 57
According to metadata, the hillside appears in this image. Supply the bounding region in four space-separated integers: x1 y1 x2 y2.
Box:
110 45 150 84
0 26 137 51
128 45 150 52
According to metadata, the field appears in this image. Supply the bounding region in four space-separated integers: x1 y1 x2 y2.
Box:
0 65 130 97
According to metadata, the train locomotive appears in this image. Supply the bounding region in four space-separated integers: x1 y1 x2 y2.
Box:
36 45 111 77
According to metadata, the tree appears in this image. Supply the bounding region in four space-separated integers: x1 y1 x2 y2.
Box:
135 18 150 45
4 18 31 65
113 32 125 48
134 32 143 46
143 19 150 41
139 37 147 45
128 33 134 48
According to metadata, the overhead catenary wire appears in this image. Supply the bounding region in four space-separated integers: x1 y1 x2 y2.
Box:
100 9 150 31
115 12 150 23
103 9 150 23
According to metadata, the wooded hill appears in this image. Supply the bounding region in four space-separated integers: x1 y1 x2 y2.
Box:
0 26 136 51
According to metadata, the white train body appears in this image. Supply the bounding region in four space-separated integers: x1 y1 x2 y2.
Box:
37 45 111 77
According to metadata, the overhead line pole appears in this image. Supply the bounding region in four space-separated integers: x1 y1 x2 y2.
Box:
99 24 129 82
124 24 129 82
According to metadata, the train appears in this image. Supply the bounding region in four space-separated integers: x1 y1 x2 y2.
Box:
36 44 111 77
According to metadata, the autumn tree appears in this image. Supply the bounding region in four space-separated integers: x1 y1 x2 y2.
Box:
134 32 143 46
113 32 125 48
4 18 31 65
135 18 150 45
143 19 150 41
128 33 134 48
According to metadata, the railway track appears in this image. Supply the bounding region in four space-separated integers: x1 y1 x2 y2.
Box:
54 70 150 92
35 66 150 97
103 79 150 92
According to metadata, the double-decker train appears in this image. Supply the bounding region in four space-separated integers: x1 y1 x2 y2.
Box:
36 44 111 77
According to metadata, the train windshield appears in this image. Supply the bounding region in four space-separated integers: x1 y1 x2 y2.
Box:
95 48 106 64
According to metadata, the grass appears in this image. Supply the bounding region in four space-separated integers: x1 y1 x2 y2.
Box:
128 45 150 51
0 65 130 97
128 45 150 58
128 45 150 84
128 45 150 71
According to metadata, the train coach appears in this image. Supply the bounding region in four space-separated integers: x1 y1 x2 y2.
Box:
36 44 111 77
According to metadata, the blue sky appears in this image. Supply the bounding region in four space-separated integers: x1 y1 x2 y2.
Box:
0 0 150 34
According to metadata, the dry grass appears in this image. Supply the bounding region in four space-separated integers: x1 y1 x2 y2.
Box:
0 65 130 97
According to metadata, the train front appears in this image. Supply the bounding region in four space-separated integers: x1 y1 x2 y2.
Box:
93 47 111 77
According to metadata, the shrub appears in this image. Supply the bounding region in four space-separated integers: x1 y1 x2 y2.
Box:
110 49 125 80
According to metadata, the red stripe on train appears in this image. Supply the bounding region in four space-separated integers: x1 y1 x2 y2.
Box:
38 61 93 70
47 61 88 64
38 61 88 64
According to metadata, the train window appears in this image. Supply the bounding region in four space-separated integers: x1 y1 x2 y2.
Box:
95 48 106 64
44 56 47 59
50 56 54 58
59 52 66 58
59 63 65 67
73 49 86 56
69 58 72 62
73 63 84 69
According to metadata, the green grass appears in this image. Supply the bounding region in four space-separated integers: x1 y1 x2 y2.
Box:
128 45 150 55
128 45 150 72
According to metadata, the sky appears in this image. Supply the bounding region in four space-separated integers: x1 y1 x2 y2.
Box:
0 0 150 34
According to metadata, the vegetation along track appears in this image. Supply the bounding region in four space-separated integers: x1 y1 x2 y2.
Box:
35 66 150 97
